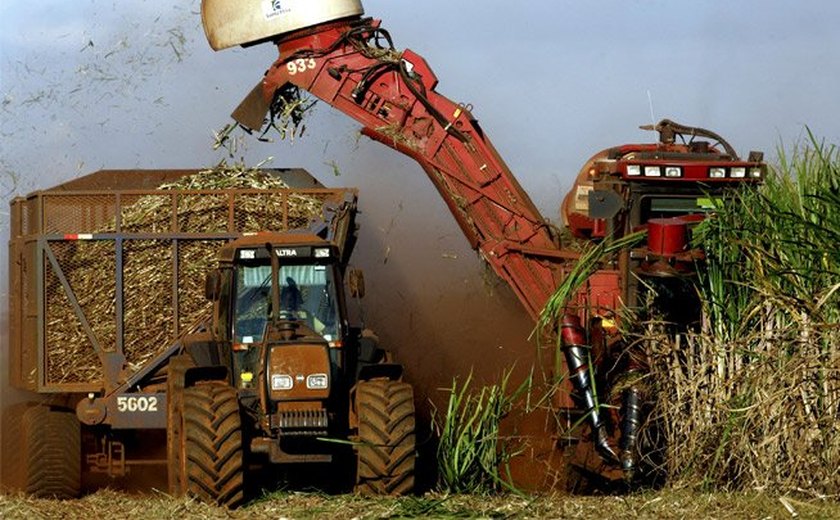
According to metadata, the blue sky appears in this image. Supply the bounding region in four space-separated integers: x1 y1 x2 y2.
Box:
1 1 839 396
2 1 839 211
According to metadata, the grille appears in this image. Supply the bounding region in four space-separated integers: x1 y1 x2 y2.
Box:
274 408 329 436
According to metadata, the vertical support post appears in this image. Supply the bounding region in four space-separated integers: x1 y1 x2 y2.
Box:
115 193 122 232
171 192 180 337
172 239 180 337
228 192 236 232
36 239 45 390
115 236 124 357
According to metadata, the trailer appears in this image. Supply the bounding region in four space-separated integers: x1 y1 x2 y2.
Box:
3 167 373 498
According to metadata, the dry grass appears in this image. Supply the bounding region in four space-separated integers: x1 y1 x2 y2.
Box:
646 323 840 494
1 489 838 519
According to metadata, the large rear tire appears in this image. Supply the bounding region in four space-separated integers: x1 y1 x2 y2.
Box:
355 379 416 495
180 381 245 507
22 405 81 498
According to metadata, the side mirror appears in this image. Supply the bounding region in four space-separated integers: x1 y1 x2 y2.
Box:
347 268 365 299
204 270 221 301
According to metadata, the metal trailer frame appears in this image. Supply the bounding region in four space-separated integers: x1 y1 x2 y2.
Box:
8 169 355 411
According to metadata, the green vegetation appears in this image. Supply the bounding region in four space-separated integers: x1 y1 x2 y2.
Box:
432 370 530 495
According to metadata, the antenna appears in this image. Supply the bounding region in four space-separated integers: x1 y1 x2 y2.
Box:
647 89 656 129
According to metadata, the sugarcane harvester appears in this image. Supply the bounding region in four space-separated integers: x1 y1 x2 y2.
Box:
201 0 766 481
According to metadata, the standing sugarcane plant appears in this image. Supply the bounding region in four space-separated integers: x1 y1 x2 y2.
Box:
648 132 840 493
433 370 531 495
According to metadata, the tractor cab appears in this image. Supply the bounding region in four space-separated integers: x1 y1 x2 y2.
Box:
206 232 352 450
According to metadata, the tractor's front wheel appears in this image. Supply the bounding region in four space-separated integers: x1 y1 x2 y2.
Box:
354 379 416 495
179 381 245 507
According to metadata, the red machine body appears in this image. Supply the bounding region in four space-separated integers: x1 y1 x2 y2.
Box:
244 19 762 323
221 15 765 482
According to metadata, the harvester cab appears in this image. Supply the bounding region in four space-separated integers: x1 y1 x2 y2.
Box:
564 119 765 277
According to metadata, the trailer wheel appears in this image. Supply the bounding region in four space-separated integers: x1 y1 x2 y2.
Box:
22 405 81 498
180 381 244 507
355 379 416 495
1 402 25 491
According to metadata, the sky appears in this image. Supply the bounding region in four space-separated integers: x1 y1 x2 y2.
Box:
1 0 839 427
3 1 839 204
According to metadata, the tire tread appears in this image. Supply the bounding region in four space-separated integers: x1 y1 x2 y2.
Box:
355 380 416 495
182 382 245 507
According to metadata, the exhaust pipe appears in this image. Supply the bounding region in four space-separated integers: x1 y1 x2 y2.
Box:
560 314 617 463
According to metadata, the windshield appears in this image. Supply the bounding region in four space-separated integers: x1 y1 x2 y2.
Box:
640 195 719 221
233 262 340 344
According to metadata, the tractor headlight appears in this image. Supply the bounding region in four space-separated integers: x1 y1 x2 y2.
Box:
271 374 293 391
314 247 330 258
644 166 661 177
750 167 763 178
306 373 329 390
730 167 746 178
665 166 682 178
627 164 641 176
709 167 726 178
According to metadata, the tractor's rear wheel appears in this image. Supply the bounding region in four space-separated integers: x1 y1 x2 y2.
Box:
355 379 416 495
21 405 81 498
180 381 244 507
